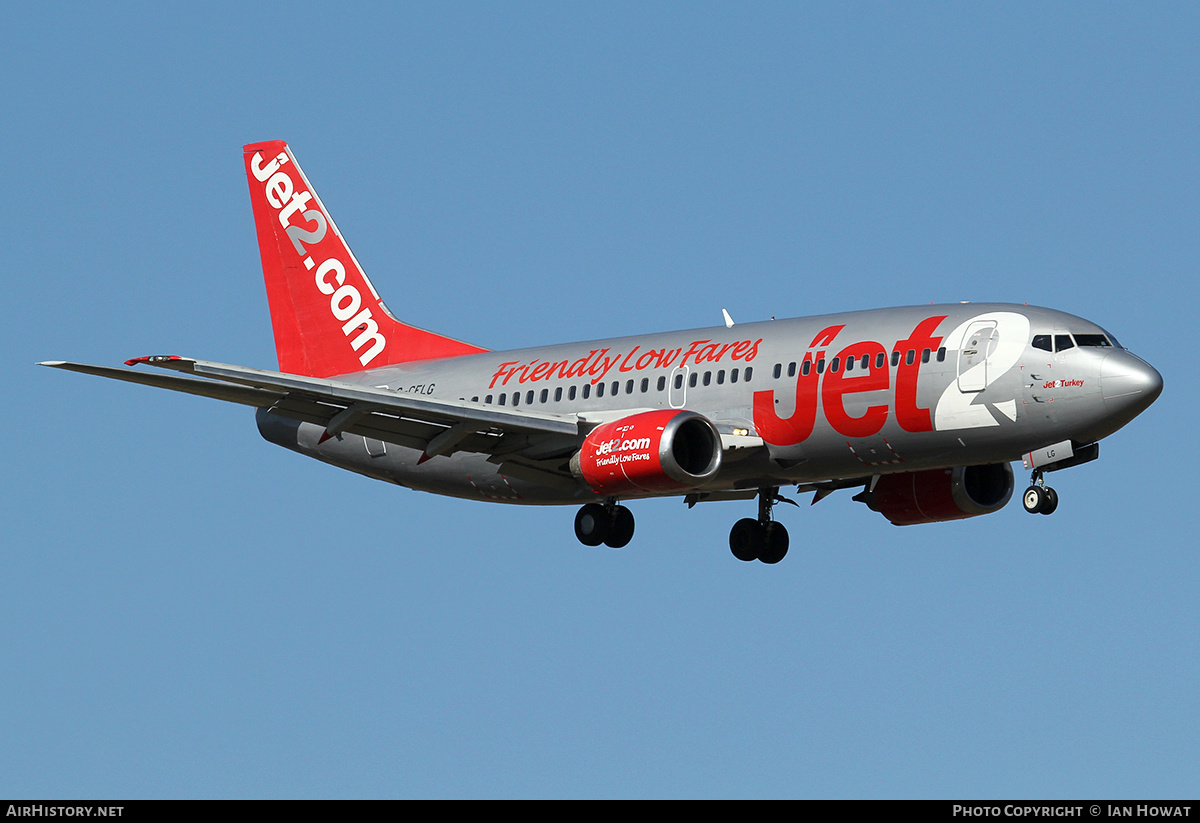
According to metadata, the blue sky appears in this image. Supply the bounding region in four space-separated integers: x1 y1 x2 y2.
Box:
2 2 1196 798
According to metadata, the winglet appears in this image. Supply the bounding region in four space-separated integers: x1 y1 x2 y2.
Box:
124 355 185 367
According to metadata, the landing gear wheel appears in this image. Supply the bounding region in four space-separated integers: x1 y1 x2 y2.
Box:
1022 485 1047 514
729 518 763 562
1038 486 1058 515
575 502 636 548
1023 484 1059 515
574 503 610 547
729 488 793 564
604 505 635 549
758 522 790 565
1023 468 1059 516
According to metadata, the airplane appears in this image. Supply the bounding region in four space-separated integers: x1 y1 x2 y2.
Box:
41 140 1164 564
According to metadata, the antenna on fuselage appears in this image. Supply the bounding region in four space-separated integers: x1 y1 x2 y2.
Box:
722 309 735 328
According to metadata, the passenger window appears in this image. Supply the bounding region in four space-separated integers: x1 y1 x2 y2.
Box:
730 369 739 383
845 357 854 372
875 352 885 369
513 392 521 406
485 394 493 404
744 367 753 382
597 382 605 397
905 350 915 365
816 358 825 374
936 347 946 362
554 387 562 402
674 374 683 390
703 372 711 386
539 389 548 403
773 363 782 379
787 362 797 377
640 378 648 393
891 351 900 367
611 381 619 396
801 360 811 376
624 380 632 394
1032 334 1052 352
689 373 698 388
526 391 534 405
921 349 930 363
569 386 577 401
1055 335 1074 352
582 384 591 399
657 376 666 391
717 370 725 384
830 357 840 373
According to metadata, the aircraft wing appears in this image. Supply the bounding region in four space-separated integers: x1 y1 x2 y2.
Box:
39 356 584 464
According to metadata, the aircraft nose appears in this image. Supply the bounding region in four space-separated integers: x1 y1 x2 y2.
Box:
1101 351 1163 418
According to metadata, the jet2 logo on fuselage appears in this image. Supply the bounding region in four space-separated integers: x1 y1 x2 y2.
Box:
754 312 1031 447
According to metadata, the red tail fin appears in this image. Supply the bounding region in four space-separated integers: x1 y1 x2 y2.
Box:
244 140 487 377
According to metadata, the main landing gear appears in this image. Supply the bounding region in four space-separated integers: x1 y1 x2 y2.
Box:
728 488 790 564
1022 469 1059 515
574 488 795 562
574 501 636 549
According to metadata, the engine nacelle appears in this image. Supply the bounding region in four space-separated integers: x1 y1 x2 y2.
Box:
571 410 722 496
858 463 1014 526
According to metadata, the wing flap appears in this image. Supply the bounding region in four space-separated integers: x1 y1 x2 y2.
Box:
43 356 583 461
129 356 580 436
265 397 503 455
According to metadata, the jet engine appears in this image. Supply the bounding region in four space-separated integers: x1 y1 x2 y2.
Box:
571 410 722 496
855 463 1014 526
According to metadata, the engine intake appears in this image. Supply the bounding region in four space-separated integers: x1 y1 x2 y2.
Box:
857 463 1014 526
571 410 722 495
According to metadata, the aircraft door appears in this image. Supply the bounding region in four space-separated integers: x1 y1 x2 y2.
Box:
669 365 689 408
957 321 998 392
935 310 1031 431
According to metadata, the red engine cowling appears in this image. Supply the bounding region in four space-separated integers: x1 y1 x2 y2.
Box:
571 410 722 495
860 463 1014 526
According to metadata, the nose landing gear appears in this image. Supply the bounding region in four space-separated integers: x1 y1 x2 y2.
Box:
729 488 791 564
574 501 636 548
1022 470 1059 515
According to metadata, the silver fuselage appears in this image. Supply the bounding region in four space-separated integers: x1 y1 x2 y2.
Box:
256 302 1162 504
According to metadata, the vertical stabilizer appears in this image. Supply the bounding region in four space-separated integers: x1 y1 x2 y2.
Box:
244 140 488 377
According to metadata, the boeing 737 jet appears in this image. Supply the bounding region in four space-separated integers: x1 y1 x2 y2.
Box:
42 141 1163 563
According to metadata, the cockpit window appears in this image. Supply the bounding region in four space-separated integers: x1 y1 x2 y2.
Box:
1035 330 1123 353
